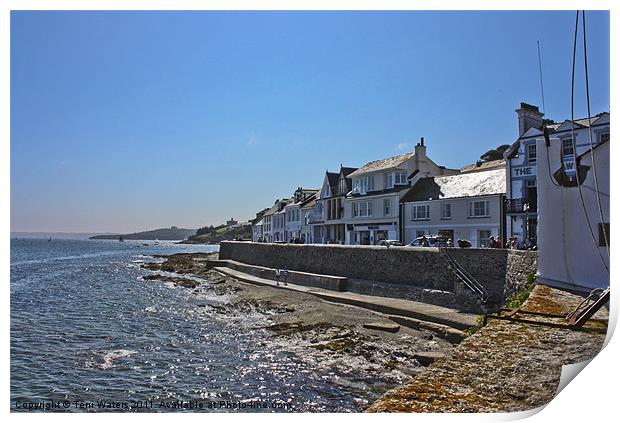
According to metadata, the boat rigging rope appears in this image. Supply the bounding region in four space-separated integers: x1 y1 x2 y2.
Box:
570 10 609 274
581 11 610 255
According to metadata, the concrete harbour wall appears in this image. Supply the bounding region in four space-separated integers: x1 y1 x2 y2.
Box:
219 241 537 312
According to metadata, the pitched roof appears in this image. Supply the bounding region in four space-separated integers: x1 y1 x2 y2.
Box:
401 168 506 203
340 166 358 177
300 195 318 209
262 198 292 216
326 171 339 188
505 112 610 159
262 203 280 216
460 159 506 173
348 152 414 177
250 208 270 224
576 137 609 160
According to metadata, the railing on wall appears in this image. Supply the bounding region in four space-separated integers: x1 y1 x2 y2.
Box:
505 198 537 214
440 247 489 303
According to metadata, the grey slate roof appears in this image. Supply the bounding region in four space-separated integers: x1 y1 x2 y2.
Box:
348 152 414 177
262 203 280 217
300 195 318 209
340 166 358 177
400 168 506 203
326 172 339 189
298 192 318 208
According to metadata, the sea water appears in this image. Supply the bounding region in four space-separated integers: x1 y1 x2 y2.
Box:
10 238 382 412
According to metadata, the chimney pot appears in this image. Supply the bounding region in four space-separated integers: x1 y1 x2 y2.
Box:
516 102 544 137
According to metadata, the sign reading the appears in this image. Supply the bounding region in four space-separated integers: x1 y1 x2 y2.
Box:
512 166 536 178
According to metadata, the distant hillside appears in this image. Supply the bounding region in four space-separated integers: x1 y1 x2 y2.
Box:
89 227 196 241
183 223 252 244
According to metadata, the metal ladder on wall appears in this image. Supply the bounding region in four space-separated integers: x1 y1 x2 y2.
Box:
439 247 489 304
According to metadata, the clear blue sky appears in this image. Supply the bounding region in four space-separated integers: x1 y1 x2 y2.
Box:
10 10 609 233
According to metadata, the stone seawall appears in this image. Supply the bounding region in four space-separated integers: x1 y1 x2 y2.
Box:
219 242 537 311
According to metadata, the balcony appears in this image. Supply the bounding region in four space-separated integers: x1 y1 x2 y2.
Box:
505 198 537 214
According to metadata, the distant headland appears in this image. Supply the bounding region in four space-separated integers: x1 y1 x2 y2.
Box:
89 226 196 241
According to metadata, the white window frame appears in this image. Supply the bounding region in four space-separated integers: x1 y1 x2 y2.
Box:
386 173 394 189
527 144 537 164
411 204 430 221
441 203 451 219
338 178 347 195
353 201 372 218
394 171 407 185
562 138 575 157
384 198 391 216
354 175 374 193
469 200 490 218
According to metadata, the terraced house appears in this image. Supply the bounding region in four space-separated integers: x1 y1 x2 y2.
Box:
260 199 289 243
299 192 319 243
343 139 458 245
284 187 319 242
400 163 506 246
317 165 357 244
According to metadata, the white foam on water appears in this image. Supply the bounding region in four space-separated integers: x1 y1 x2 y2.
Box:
99 349 137 369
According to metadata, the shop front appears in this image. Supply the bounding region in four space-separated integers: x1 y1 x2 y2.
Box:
347 223 398 245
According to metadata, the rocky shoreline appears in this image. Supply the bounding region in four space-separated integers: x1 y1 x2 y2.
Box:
138 252 456 408
138 252 609 413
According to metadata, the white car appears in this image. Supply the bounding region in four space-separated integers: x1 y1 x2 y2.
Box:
407 236 448 248
376 239 404 247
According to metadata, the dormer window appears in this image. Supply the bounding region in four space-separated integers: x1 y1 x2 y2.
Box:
395 171 407 185
387 171 407 188
353 176 374 194
338 177 347 195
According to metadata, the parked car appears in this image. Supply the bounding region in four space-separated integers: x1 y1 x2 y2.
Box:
376 239 404 247
407 236 448 248
456 239 472 248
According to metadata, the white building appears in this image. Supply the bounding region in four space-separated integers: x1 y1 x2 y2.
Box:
305 194 325 243
504 103 610 246
343 139 457 245
284 188 318 242
272 204 288 242
317 166 357 244
260 199 289 243
535 125 609 292
252 218 264 242
400 166 506 246
299 193 318 243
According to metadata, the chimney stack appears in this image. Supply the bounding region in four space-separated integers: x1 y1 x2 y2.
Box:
414 137 427 159
516 102 544 137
